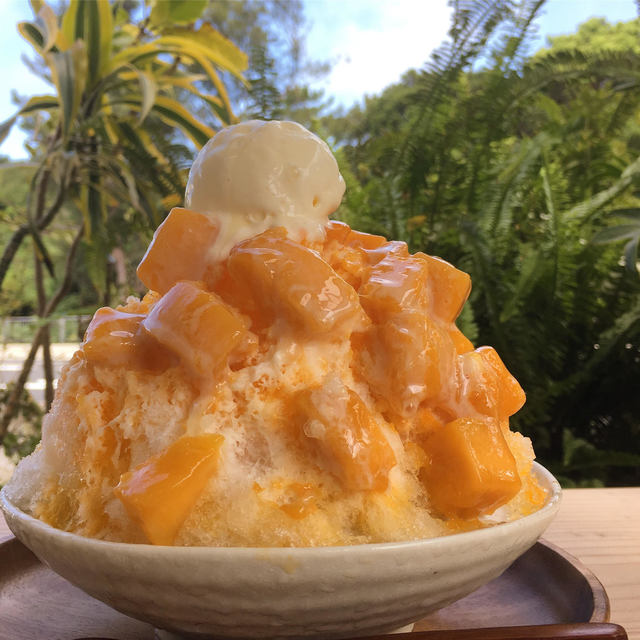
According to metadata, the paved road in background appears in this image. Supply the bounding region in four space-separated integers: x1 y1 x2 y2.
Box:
0 344 79 407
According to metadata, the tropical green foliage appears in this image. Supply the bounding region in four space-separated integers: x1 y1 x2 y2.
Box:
535 16 640 56
0 162 38 316
0 0 245 442
327 1 640 486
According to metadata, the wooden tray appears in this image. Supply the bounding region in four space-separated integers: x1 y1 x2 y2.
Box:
0 538 607 640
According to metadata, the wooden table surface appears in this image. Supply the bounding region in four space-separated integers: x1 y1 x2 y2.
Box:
1 487 639 639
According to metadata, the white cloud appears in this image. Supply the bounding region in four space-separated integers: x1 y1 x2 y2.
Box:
305 0 452 108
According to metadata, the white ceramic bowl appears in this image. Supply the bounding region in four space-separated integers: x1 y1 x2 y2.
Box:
0 462 560 640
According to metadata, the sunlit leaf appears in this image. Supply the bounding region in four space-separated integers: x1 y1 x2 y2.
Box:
167 45 234 120
117 162 141 211
21 3 63 53
149 0 207 28
0 95 59 146
18 21 45 52
85 0 101 83
108 41 237 122
157 32 247 81
607 208 640 222
115 68 158 124
22 95 59 114
134 128 167 165
28 0 45 14
0 117 17 146
38 5 58 51
97 0 113 75
152 95 215 147
134 70 157 125
61 0 79 46
84 0 112 85
45 41 87 139
592 224 640 244
155 72 228 122
106 42 159 72
160 24 248 75
567 155 640 223
73 0 86 41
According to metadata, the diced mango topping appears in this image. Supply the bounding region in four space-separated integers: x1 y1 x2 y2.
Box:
142 280 248 380
478 346 526 419
322 221 389 290
88 212 530 530
422 417 522 519
359 253 430 317
83 307 173 371
362 312 450 416
325 220 387 250
228 227 366 335
137 208 219 294
115 433 224 545
297 377 396 491
458 347 525 421
83 308 145 366
420 254 471 322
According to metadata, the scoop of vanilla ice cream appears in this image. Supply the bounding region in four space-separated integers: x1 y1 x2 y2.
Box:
184 120 345 260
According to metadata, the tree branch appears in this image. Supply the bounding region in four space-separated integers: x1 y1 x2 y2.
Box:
0 224 85 438
0 224 30 291
34 250 54 411
45 224 85 317
0 325 46 441
0 165 69 291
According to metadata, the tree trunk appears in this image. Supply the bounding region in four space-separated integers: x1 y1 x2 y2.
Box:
0 225 84 439
41 326 54 412
0 326 46 440
34 247 55 412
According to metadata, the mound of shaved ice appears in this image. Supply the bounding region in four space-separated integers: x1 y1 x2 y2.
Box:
5 122 546 547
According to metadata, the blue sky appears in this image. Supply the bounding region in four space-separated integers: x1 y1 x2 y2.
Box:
304 0 638 107
0 0 638 159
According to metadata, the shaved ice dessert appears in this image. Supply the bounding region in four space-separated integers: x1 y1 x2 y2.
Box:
5 120 546 547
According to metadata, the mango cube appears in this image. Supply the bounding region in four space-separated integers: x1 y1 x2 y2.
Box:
137 208 219 294
359 253 431 318
459 347 525 421
423 417 521 518
297 378 396 491
420 254 471 322
115 433 224 545
83 308 145 366
358 311 452 416
142 281 248 379
325 220 387 250
228 228 365 335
